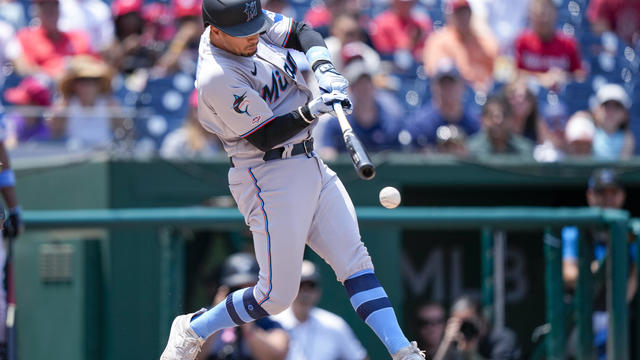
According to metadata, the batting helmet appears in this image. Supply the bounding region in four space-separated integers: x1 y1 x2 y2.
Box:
220 253 260 288
202 0 273 37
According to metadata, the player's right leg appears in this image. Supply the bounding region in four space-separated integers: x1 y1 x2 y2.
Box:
161 157 321 359
306 159 425 360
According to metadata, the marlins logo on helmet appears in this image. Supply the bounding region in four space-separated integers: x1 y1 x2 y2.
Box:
243 1 258 22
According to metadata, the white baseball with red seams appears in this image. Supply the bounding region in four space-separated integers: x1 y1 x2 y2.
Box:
379 186 401 209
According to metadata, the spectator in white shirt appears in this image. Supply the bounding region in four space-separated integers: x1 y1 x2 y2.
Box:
58 0 115 52
274 260 368 360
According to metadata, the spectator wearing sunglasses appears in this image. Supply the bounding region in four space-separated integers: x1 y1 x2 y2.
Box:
415 302 446 360
274 260 368 360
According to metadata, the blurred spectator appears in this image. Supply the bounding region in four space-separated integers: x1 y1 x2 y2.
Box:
502 79 541 144
318 60 402 159
160 89 221 159
303 0 365 38
318 60 404 159
406 60 479 151
153 0 203 75
434 124 468 157
415 302 446 360
14 0 93 79
262 0 295 19
196 253 289 360
325 13 380 73
49 55 122 149
2 76 52 148
587 0 640 47
103 0 159 75
564 111 595 157
0 19 21 87
434 295 521 360
562 168 637 360
58 0 115 52
141 3 176 45
423 0 498 91
538 99 570 152
273 260 367 360
514 0 583 90
0 0 26 31
591 83 635 160
369 0 432 67
467 0 530 54
467 94 534 158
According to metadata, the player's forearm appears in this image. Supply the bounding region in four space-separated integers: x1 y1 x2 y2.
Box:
243 327 289 360
284 21 335 72
0 143 18 209
244 106 313 151
0 188 18 210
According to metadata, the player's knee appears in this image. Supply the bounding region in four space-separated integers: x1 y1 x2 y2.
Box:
260 289 297 315
338 257 374 283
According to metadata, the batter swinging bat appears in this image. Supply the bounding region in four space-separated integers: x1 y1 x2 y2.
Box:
332 102 376 180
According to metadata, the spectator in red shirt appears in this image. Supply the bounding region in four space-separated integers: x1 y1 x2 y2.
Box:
14 0 92 79
370 0 432 67
515 0 583 89
587 0 640 47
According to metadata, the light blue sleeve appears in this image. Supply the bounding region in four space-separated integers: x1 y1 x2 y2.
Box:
562 226 579 260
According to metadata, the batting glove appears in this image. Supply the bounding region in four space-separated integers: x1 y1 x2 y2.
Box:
314 63 349 95
3 206 23 239
308 91 352 118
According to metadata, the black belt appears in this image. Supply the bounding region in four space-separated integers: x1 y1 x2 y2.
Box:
230 139 314 167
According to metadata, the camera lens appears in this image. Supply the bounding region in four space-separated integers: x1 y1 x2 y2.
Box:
460 320 479 340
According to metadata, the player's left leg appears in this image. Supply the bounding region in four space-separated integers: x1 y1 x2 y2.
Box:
306 158 424 360
162 157 321 360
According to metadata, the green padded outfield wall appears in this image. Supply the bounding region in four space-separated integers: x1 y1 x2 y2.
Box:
13 155 640 359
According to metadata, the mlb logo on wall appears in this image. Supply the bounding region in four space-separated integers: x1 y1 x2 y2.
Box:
244 1 258 22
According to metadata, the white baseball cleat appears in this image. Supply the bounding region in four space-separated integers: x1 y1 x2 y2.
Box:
160 308 207 360
391 341 426 360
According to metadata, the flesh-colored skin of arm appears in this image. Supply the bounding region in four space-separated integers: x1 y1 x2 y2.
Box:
242 324 289 360
0 142 18 209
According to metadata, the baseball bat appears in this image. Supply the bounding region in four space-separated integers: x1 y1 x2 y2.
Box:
332 102 376 180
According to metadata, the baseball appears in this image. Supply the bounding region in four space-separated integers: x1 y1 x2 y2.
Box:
379 186 401 209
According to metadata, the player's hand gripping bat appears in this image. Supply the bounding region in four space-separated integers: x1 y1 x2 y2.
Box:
332 102 376 180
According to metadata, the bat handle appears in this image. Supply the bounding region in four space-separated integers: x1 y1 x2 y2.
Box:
332 102 351 131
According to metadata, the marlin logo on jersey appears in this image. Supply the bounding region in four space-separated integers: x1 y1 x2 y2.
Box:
261 52 298 104
233 92 251 116
243 1 258 22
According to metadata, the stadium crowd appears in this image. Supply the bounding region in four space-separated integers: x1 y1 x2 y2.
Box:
0 0 638 161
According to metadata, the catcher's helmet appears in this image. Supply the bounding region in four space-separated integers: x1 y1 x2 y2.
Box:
202 0 273 37
220 253 260 288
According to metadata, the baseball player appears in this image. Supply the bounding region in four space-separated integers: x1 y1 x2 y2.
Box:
160 1 425 359
0 121 23 360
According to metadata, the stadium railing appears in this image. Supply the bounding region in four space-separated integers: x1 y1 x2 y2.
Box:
22 206 632 360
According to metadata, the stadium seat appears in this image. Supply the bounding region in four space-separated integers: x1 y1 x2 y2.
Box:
134 72 195 149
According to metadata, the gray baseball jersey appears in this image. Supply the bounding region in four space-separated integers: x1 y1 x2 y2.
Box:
195 11 374 316
195 11 315 167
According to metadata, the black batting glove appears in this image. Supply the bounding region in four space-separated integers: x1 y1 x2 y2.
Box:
3 206 23 239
